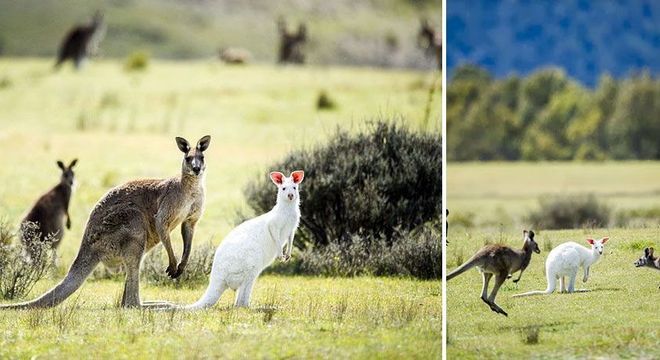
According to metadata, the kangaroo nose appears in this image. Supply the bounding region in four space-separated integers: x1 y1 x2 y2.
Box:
192 166 201 174
287 193 294 200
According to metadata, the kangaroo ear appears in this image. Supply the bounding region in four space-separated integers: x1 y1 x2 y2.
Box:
196 135 211 152
175 137 190 153
270 171 284 185
586 239 595 245
69 159 78 168
57 160 65 171
648 247 655 257
600 237 609 244
291 170 304 184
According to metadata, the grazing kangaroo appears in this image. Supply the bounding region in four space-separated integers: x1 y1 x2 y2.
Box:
184 170 303 309
635 247 660 270
55 12 105 70
447 230 540 316
513 237 608 297
277 18 307 64
635 247 660 288
0 136 211 309
219 47 252 65
21 159 77 257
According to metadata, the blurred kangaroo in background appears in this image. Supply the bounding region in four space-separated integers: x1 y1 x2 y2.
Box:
21 159 77 259
635 247 660 288
418 18 442 70
55 11 105 70
277 17 307 64
447 230 541 316
1 136 211 309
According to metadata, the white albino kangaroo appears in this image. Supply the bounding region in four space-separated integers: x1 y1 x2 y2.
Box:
513 237 608 297
184 170 304 309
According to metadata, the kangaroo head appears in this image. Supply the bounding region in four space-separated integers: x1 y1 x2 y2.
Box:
57 159 77 186
586 237 608 255
634 247 655 267
176 135 211 176
523 230 541 254
270 170 304 204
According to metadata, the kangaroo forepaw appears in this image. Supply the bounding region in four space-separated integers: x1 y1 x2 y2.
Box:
166 264 179 279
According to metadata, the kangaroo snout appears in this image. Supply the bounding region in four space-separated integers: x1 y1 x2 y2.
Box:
192 166 201 174
287 193 294 200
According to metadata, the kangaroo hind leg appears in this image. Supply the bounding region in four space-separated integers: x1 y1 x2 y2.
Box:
486 273 508 317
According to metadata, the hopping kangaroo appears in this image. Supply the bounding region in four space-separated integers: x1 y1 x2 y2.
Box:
55 12 105 70
21 159 77 257
0 136 211 309
513 237 608 297
184 170 303 309
447 230 540 316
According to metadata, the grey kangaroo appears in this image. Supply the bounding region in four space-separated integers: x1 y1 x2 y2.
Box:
1 136 211 309
635 247 660 288
21 159 77 257
55 12 105 70
447 230 541 316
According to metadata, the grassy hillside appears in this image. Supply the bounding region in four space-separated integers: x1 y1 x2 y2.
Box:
447 228 659 359
0 0 440 68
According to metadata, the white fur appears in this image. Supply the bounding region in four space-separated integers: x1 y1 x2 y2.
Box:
513 238 608 297
185 171 303 309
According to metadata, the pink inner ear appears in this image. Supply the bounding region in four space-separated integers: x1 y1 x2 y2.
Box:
291 170 304 184
601 237 609 243
270 172 284 185
586 239 594 245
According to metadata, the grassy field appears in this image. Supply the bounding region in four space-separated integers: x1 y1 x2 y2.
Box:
448 161 660 229
447 162 660 358
0 59 441 358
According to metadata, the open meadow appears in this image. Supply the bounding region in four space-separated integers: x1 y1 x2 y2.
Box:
0 59 441 358
447 162 660 359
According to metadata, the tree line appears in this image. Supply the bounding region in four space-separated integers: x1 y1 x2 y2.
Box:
447 64 660 161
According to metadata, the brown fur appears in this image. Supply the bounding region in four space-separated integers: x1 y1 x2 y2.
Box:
55 12 104 70
277 18 307 64
418 18 442 71
447 230 540 316
1 136 211 309
22 160 77 255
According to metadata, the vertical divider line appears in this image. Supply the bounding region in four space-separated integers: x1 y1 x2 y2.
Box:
441 0 448 358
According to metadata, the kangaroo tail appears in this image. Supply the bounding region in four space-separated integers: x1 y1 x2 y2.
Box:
183 270 227 311
447 253 483 281
0 244 99 309
512 272 556 298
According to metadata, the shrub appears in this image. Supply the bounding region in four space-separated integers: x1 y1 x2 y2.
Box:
141 242 215 288
316 90 337 110
124 51 150 72
244 121 442 250
271 222 441 279
0 222 54 300
527 194 611 230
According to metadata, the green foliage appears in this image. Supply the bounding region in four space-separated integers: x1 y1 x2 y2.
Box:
527 194 611 230
244 121 441 278
448 65 660 161
245 121 441 248
124 51 149 71
316 90 337 111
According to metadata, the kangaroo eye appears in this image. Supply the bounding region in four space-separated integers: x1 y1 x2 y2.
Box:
282 187 286 191
293 187 297 190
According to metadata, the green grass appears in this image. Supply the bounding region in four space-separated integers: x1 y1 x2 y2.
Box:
447 228 659 359
447 161 660 358
0 276 441 358
448 161 660 229
0 59 440 358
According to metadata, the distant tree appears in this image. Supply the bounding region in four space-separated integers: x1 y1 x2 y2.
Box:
607 73 660 159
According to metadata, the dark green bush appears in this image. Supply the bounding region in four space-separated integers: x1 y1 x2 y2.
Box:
124 51 150 72
267 222 441 279
244 121 442 249
245 121 441 279
527 194 611 230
